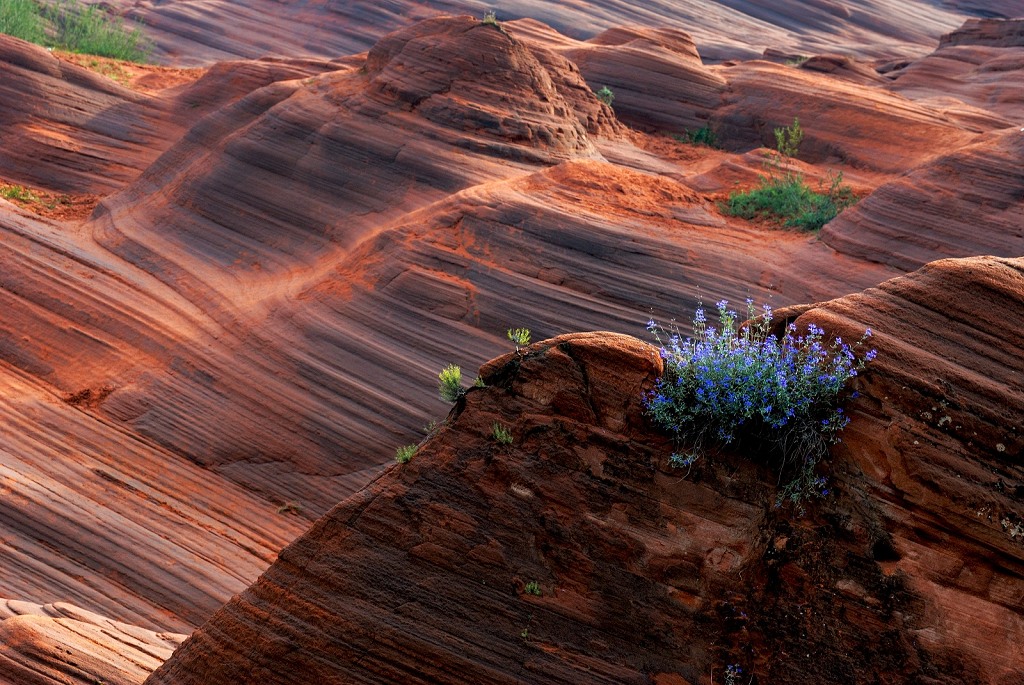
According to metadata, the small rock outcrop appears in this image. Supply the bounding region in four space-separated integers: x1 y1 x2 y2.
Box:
145 257 1024 684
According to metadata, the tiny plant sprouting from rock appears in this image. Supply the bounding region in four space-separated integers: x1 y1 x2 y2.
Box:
492 422 513 445
481 10 499 26
395 444 417 464
438 364 463 402
595 85 615 106
524 581 542 596
507 327 531 352
473 375 486 388
277 501 302 515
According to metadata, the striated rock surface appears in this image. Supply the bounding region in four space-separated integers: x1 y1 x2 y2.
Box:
557 25 727 134
4 9 1024 682
713 60 989 172
888 18 1024 121
145 256 1024 684
821 128 1024 270
0 35 169 194
104 0 990 66
0 600 186 685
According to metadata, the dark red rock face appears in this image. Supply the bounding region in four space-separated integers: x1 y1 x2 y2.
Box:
145 257 1024 685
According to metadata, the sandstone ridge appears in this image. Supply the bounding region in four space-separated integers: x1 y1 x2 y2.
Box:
145 257 1024 684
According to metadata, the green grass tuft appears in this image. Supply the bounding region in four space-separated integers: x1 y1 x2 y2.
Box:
395 444 416 464
0 0 151 62
0 0 46 43
725 171 855 231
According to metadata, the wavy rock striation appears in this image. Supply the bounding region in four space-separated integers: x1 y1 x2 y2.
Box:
145 256 1024 684
888 18 1024 121
821 128 1024 270
103 1 988 66
0 600 185 685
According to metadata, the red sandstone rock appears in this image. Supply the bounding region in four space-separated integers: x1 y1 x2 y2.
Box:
0 600 186 685
1 10 1023 683
821 128 1024 270
102 0 993 66
889 19 1024 121
143 257 1024 684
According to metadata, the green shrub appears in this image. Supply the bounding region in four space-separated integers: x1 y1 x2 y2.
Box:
524 581 542 596
0 0 151 61
773 117 803 160
438 364 463 402
724 118 855 231
726 170 855 231
646 300 876 507
0 0 46 43
595 86 614 106
675 125 719 148
395 444 417 464
43 0 151 61
492 422 513 445
481 10 499 26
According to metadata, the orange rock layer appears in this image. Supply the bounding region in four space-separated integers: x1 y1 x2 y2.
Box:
146 257 1024 684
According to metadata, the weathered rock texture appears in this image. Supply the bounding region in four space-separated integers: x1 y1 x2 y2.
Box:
822 128 1024 270
0 600 185 685
145 256 1024 684
888 18 1024 120
102 0 996 66
3 9 1024 683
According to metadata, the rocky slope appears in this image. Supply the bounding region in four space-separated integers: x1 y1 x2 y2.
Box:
144 256 1024 684
1 6 1023 684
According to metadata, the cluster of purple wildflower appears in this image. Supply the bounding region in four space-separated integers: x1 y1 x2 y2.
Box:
645 299 876 503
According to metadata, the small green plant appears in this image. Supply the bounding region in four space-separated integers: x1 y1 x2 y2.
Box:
0 184 41 203
473 375 486 388
724 118 855 231
42 0 152 61
524 581 542 596
395 444 417 464
646 300 876 507
675 125 719 148
595 85 615 106
423 420 439 435
438 364 463 402
773 117 803 160
481 10 499 26
492 422 513 445
507 327 531 352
